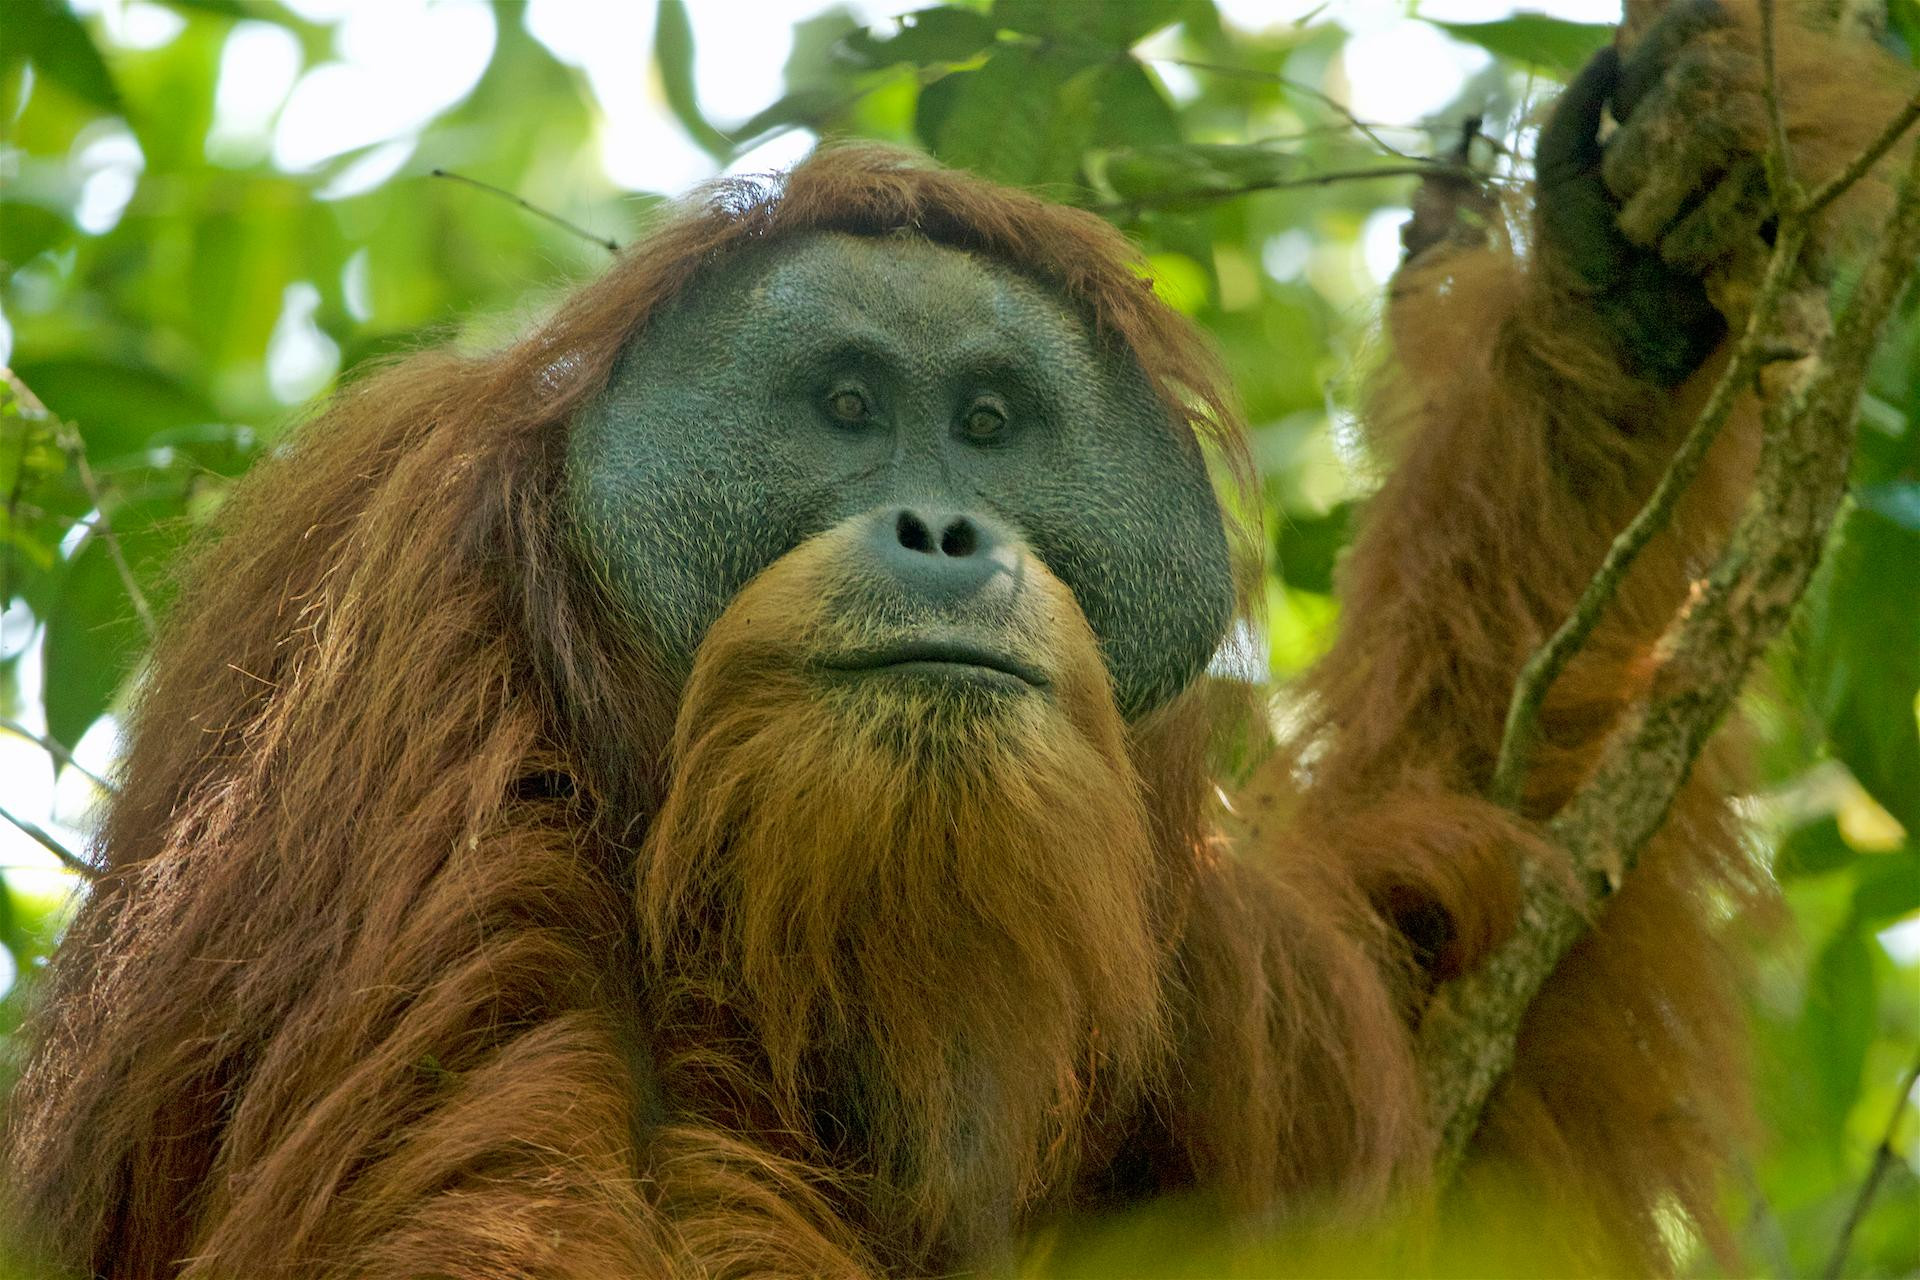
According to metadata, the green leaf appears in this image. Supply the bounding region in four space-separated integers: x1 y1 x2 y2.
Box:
1891 0 1920 67
1852 853 1920 924
0 877 22 965
1099 142 1300 205
1093 59 1180 150
917 46 1104 188
9 358 222 466
1805 500 1920 834
40 499 189 747
654 0 732 159
156 0 276 18
1433 14 1613 76
42 540 142 748
841 7 997 69
1802 925 1876 1134
0 387 83 591
733 87 854 147
7 0 123 114
0 201 75 267
96 421 260 480
1273 504 1353 595
991 0 1190 49
1774 816 1860 879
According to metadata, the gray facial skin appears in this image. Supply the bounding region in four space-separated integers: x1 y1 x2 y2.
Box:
566 230 1234 720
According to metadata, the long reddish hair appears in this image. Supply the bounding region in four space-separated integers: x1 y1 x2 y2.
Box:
12 22 1902 1262
0 145 1315 1278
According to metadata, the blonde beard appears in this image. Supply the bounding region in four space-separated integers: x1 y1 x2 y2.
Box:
637 526 1172 1254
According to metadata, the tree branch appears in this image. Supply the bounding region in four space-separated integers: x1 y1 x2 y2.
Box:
1823 1049 1920 1280
1424 78 1920 1180
1803 91 1920 219
0 719 115 795
1152 57 1424 161
428 169 620 255
1487 216 1809 808
0 805 97 880
1096 161 1479 218
1757 0 1803 210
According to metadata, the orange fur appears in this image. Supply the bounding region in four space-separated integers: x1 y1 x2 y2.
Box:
1240 7 1913 1266
0 148 1331 1279
639 523 1168 1267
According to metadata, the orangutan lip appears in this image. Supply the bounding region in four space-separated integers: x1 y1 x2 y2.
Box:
825 640 1047 689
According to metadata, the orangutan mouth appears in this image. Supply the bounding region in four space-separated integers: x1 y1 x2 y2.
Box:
824 639 1048 690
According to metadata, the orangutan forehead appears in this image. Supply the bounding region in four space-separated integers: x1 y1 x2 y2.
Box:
695 231 1106 376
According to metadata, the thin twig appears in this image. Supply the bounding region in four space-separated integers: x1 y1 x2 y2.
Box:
1487 219 1808 808
428 169 620 255
0 805 97 879
55 421 156 640
5 370 157 640
1431 77 1920 1182
1804 92 1920 220
1735 1152 1796 1280
1486 0 1847 809
1758 0 1803 210
0 719 114 794
1098 162 1475 217
1823 1049 1920 1280
3 394 28 603
1155 58 1421 161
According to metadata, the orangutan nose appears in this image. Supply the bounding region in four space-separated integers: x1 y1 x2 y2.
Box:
867 506 1011 604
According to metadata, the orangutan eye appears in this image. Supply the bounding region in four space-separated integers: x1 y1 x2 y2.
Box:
960 399 1007 442
827 387 870 424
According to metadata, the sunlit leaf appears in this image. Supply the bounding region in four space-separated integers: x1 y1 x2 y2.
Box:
917 46 1103 188
841 7 996 68
991 0 1191 49
1144 251 1209 312
1432 14 1612 76
655 0 732 160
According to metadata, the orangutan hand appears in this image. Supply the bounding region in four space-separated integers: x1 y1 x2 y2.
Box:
1538 0 1775 386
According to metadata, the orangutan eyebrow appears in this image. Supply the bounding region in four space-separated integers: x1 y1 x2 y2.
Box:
786 334 908 388
949 354 1053 417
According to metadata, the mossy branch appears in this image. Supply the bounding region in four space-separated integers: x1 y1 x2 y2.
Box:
1425 57 1920 1181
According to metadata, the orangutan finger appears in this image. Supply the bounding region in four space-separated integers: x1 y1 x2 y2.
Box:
1659 157 1773 274
1613 0 1734 119
1606 72 1764 247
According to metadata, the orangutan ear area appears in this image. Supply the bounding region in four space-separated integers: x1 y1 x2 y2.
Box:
3 2 1915 1277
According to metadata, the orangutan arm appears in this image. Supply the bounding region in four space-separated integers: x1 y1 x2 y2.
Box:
1176 0 1915 1257
1257 0 1916 974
